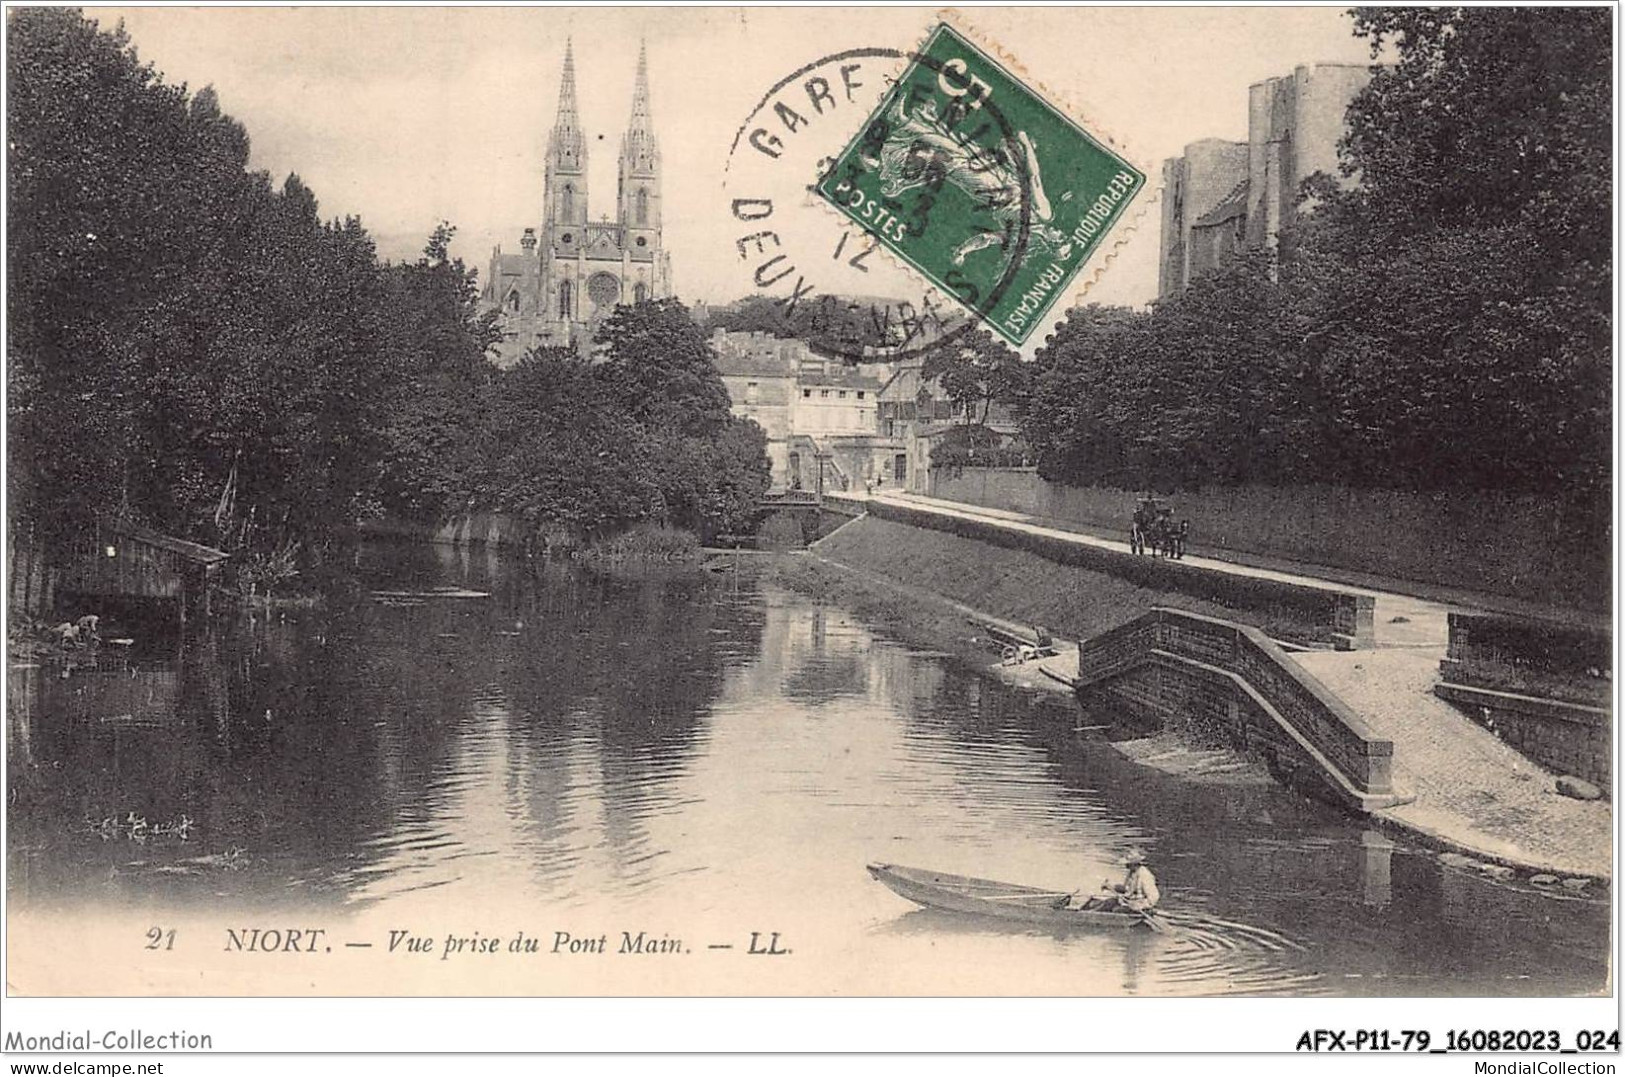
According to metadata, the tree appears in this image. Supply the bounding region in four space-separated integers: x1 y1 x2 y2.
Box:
1020 5 1609 532
371 223 502 522
473 300 771 544
594 298 734 436
483 349 662 538
8 8 220 541
920 326 1028 427
1316 7 1610 512
6 10 448 563
927 423 1029 475
1340 7 1609 269
593 300 769 538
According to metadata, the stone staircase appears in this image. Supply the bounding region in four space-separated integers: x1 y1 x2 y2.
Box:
1074 607 1411 813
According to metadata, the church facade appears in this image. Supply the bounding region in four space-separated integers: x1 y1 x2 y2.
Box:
483 42 672 366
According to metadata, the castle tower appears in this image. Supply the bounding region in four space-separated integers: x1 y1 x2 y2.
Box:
1157 62 1374 298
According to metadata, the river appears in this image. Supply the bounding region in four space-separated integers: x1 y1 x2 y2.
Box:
5 541 1609 996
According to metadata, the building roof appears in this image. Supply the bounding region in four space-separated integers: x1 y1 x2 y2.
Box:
105 518 231 565
1192 178 1249 229
714 353 796 378
486 252 531 301
800 368 881 391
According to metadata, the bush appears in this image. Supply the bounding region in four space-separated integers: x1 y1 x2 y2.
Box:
233 540 301 602
929 424 1032 475
532 528 581 560
582 524 700 563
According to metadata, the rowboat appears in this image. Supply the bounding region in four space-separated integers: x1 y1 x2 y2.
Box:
866 863 1149 930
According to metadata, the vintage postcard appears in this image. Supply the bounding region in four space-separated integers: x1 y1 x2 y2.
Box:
3 2 1615 1058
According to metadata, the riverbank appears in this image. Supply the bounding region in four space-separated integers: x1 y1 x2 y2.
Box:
809 516 1327 645
766 551 1081 699
786 517 1612 888
1301 649 1612 885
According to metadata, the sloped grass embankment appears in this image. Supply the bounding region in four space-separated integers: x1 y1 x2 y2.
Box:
780 516 1323 651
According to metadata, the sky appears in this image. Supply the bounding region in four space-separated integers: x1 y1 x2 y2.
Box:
82 6 1381 311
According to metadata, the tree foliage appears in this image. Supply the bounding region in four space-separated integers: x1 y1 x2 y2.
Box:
927 423 1030 475
8 9 391 553
706 293 940 358
8 10 770 564
370 224 501 523
474 301 771 543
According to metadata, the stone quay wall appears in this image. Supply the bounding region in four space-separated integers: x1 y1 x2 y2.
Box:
1434 611 1612 790
1433 683 1610 792
866 496 1373 646
928 468 1606 613
1443 611 1612 677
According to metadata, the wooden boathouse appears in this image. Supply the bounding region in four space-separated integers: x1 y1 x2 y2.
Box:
10 516 229 624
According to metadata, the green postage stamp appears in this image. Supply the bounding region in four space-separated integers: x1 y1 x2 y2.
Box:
816 22 1144 346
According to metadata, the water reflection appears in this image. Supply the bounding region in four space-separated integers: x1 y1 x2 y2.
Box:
5 544 1610 996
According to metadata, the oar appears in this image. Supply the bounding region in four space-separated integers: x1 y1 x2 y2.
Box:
941 889 1092 909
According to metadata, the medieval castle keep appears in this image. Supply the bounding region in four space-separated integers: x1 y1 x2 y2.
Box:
483 42 673 366
1158 63 1372 298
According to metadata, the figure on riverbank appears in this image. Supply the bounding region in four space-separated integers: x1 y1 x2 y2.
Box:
1130 497 1158 555
48 614 101 648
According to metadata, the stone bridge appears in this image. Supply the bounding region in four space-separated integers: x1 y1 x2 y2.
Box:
752 490 864 545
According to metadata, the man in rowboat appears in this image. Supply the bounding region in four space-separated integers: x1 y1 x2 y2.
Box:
1074 848 1160 913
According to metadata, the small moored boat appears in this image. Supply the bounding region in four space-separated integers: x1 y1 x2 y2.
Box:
867 863 1149 930
370 587 491 600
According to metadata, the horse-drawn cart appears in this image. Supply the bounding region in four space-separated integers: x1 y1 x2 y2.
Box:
1129 497 1187 559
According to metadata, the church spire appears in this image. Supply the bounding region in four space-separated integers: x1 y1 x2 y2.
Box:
618 39 661 240
620 40 658 175
558 39 579 128
549 38 583 164
545 37 586 230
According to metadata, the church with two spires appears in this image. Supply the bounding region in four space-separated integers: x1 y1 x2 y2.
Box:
484 41 672 366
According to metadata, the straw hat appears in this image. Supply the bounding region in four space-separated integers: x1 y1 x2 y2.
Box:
1122 847 1148 866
